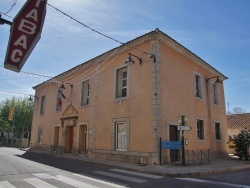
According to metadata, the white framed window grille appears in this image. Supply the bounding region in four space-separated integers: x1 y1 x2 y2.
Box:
115 67 128 99
115 122 127 150
81 79 90 106
194 73 202 99
197 119 204 140
213 83 219 104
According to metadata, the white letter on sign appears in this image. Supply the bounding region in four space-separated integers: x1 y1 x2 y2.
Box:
14 35 27 49
18 19 37 34
11 49 23 63
25 9 38 22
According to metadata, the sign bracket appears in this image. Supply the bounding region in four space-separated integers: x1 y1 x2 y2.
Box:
0 14 12 26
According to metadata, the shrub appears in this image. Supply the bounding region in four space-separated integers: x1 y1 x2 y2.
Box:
229 129 250 160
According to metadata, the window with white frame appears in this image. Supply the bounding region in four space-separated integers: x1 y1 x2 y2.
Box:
215 122 221 140
194 73 202 99
81 79 90 106
213 83 219 104
40 95 46 114
38 127 43 144
197 119 204 140
115 67 128 99
115 122 127 150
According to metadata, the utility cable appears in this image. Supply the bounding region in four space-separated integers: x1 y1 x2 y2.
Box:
47 3 124 46
47 3 153 56
0 89 32 96
2 0 17 15
0 65 53 79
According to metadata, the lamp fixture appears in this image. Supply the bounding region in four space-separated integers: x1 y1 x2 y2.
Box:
206 76 222 84
28 95 38 101
125 53 142 65
125 52 156 65
59 83 73 90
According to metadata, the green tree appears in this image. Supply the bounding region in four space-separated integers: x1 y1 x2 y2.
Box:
0 97 34 139
229 129 250 160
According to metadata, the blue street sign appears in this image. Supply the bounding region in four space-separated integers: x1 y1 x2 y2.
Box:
161 141 182 149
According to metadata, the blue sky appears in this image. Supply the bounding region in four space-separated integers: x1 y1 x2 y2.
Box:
0 0 250 112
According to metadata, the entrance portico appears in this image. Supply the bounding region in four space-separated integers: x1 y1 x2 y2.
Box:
60 105 78 154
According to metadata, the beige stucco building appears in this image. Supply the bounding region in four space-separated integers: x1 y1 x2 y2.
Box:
227 113 250 153
31 29 228 165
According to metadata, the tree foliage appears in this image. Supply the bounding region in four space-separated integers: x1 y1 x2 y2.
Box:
227 107 246 115
232 107 246 114
229 129 250 160
0 97 34 138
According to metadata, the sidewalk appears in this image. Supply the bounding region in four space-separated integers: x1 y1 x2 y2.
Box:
27 149 250 177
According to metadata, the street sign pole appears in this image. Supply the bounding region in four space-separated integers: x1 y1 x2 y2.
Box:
181 115 185 166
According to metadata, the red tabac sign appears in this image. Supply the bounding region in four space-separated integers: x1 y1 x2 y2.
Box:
4 0 47 72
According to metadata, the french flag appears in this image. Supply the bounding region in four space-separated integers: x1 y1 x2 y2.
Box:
58 90 66 108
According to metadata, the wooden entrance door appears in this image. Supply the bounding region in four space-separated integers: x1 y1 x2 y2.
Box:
65 126 74 153
169 125 180 162
78 125 87 154
53 127 59 146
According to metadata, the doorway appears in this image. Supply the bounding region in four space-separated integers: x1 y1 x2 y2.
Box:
53 127 59 146
169 125 180 162
78 125 87 154
65 126 74 153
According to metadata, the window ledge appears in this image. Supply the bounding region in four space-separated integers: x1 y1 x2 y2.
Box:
115 149 127 152
115 96 128 102
195 97 203 101
80 104 90 108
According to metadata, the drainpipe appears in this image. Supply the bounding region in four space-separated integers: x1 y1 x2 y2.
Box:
152 39 159 163
205 78 213 157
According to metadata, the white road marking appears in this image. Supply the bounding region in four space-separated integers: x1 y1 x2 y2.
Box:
32 173 54 179
0 181 16 188
177 178 250 188
24 178 57 188
55 175 99 188
94 171 147 183
110 169 163 179
73 173 126 188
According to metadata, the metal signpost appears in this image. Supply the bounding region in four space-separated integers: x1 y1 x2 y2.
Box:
4 0 47 72
177 114 191 166
159 114 191 166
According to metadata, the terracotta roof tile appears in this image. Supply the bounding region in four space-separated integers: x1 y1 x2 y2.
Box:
227 113 250 128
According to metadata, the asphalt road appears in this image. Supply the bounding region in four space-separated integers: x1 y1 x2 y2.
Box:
0 147 249 188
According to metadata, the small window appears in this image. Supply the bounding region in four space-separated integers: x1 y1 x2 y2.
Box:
213 84 219 104
81 80 90 106
40 95 46 114
115 122 127 150
38 127 43 144
197 119 204 140
215 122 221 140
194 74 202 99
116 67 128 99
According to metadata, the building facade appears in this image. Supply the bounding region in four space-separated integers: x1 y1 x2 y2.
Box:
227 113 250 153
31 29 228 165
